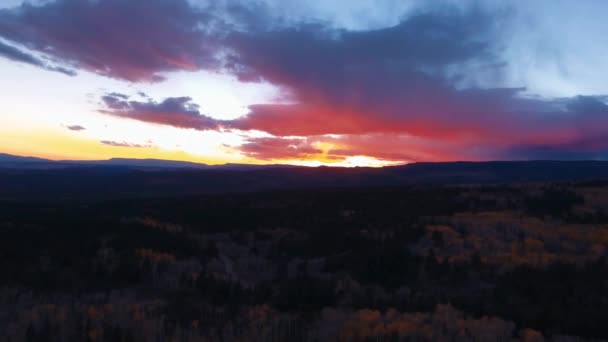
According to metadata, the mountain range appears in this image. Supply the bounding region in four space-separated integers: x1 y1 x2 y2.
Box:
1 153 607 200
0 153 290 171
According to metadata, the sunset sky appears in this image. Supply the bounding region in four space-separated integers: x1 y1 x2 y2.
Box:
1 0 607 166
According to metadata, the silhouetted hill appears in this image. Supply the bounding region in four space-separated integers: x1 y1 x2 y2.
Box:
0 153 49 163
0 153 294 171
0 154 215 170
1 158 608 200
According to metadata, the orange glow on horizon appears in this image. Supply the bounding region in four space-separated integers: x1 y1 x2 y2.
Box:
278 156 406 168
0 128 404 167
0 128 240 165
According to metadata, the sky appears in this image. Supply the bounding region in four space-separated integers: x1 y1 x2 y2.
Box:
0 0 607 167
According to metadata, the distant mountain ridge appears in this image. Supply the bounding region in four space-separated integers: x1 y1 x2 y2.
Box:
1 153 608 200
0 153 49 163
0 153 292 171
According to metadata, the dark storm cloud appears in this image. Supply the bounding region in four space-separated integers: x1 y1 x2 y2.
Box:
0 39 75 76
5 0 606 161
222 8 527 140
225 10 493 84
220 7 608 160
499 96 608 160
0 39 44 66
98 2 607 161
503 146 608 161
0 0 222 82
565 96 608 114
101 93 222 130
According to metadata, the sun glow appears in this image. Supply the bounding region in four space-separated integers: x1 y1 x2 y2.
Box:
0 126 247 165
276 155 405 168
333 156 406 167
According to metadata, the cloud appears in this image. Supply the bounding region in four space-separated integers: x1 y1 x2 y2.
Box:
231 92 608 162
220 9 514 141
100 140 149 148
0 39 37 64
0 39 75 76
222 7 608 162
240 134 471 163
239 137 323 160
101 93 222 130
9 0 606 162
0 0 222 82
225 9 494 83
498 96 608 160
503 145 608 161
66 125 85 131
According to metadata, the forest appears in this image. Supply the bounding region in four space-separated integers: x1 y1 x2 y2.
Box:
1 181 608 341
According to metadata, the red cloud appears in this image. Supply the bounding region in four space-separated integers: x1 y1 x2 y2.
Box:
239 137 323 160
30 0 603 162
239 134 471 163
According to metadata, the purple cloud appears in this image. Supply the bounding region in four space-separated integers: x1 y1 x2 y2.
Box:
101 93 222 130
100 140 150 148
3 0 607 162
0 39 75 76
66 125 85 131
0 0 221 82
